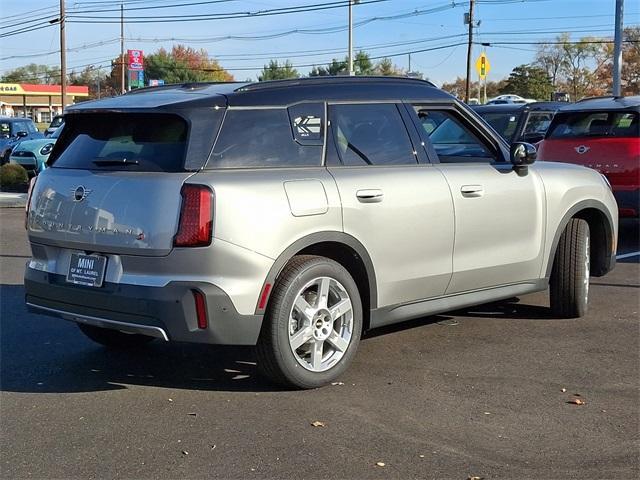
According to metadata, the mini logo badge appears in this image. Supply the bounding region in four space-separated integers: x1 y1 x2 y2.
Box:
72 185 91 202
574 145 590 155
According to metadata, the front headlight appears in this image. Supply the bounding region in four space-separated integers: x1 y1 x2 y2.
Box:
39 143 54 156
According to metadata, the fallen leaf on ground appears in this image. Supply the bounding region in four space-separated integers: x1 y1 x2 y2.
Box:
419 454 425 458
311 421 326 427
187 412 197 416
182 451 189 455
468 476 484 480
331 382 344 386
376 462 385 467
168 398 173 402
561 388 566 393
567 398 586 405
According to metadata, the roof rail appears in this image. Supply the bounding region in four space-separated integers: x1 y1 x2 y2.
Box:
236 75 437 92
576 95 621 103
125 81 244 95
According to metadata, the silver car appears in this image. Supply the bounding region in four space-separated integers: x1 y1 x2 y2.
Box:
24 78 618 388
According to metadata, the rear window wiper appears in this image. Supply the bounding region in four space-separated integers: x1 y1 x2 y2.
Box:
92 158 140 166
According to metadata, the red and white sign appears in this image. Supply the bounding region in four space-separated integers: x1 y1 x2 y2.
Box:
128 49 144 71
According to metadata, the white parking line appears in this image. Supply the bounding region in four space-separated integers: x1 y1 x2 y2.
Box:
616 251 640 260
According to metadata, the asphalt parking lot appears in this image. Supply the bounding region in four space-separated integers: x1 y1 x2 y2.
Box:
1 207 638 479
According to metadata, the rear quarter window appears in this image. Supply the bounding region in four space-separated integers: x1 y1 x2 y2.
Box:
207 107 323 169
49 113 189 172
547 110 639 139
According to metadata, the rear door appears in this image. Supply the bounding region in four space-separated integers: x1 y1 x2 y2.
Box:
28 111 218 256
326 103 454 309
408 102 546 294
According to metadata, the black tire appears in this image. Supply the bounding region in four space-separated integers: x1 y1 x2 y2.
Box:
77 324 156 348
256 255 363 389
550 218 590 318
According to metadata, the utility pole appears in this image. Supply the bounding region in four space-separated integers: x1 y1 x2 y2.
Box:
59 0 66 114
464 0 475 103
613 0 624 96
120 2 125 94
348 0 354 75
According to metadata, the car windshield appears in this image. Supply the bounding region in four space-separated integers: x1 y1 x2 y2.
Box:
477 112 519 141
0 122 9 138
51 126 63 139
50 117 63 128
547 111 639 139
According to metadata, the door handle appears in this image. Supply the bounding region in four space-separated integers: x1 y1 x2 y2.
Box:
356 189 384 203
460 185 484 197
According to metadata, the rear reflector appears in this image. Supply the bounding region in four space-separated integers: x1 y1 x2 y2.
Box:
258 283 272 310
174 185 213 247
24 176 37 230
193 290 208 329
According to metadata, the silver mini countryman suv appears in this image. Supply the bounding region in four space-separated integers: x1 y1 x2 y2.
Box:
24 77 618 388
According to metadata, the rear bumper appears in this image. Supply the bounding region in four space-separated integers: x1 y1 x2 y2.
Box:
613 188 639 218
24 266 263 345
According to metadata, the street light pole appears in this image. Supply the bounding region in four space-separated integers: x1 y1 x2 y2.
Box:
612 0 624 97
59 0 66 114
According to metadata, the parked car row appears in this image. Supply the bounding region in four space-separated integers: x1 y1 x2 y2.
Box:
473 96 639 219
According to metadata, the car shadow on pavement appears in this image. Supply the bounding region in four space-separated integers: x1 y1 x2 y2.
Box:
0 284 285 394
451 297 556 320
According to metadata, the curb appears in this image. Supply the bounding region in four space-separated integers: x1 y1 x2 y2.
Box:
0 193 27 208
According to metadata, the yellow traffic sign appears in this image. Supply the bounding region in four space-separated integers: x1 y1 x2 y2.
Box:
476 53 491 79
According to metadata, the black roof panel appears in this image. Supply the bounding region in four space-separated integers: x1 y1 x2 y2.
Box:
559 95 640 112
66 77 453 112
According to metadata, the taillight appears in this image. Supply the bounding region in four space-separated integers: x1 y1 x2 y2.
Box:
174 185 213 247
192 290 208 329
24 176 37 230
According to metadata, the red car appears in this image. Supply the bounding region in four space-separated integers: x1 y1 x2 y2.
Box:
537 96 639 218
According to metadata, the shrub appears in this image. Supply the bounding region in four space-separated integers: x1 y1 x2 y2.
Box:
0 163 29 187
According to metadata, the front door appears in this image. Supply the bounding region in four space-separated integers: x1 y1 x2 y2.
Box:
409 104 546 294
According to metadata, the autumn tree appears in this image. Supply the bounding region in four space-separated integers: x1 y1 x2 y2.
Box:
258 60 299 81
144 45 233 84
374 58 405 76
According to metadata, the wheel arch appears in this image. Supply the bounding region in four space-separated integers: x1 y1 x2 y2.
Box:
256 232 377 329
546 199 616 278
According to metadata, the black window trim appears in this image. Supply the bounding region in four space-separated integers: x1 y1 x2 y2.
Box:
405 100 510 166
325 101 421 168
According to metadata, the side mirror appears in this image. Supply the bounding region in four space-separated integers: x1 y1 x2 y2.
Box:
16 131 28 138
510 142 537 170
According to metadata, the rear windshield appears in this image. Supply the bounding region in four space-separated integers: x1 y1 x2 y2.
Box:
50 113 188 172
547 110 639 139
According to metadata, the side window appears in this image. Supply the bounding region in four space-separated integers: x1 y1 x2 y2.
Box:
328 103 417 166
413 107 498 164
208 108 323 169
25 121 37 134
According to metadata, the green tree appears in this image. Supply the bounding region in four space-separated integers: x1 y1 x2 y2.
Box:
0 63 60 84
308 51 373 77
258 60 300 81
501 64 553 100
